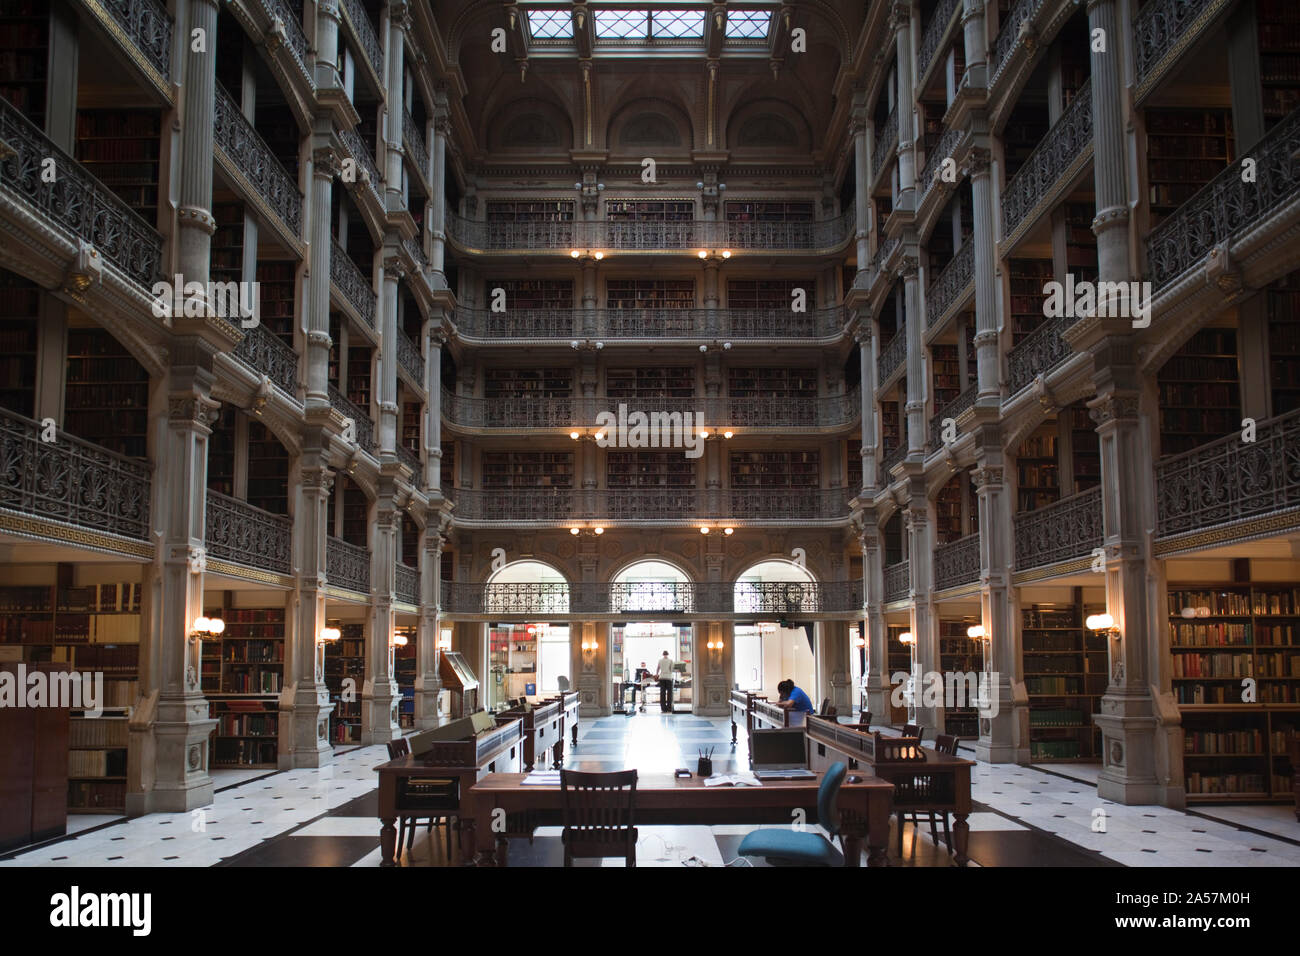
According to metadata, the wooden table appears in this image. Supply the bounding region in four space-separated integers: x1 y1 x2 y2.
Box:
463 771 895 867
805 716 975 866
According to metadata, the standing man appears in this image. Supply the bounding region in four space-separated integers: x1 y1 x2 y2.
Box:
655 650 675 713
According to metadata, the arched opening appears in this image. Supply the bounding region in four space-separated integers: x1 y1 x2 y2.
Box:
733 561 817 713
611 560 693 714
484 561 570 709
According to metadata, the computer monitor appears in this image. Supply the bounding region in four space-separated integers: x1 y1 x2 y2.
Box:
750 728 807 768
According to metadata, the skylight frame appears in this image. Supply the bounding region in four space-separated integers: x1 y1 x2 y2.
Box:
725 8 774 40
526 8 574 40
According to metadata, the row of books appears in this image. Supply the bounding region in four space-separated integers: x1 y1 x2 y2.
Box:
1184 729 1264 754
68 750 126 778
1256 653 1300 677
1025 676 1083 695
69 717 129 749
1170 623 1251 647
221 672 281 694
1023 656 1084 675
1167 590 1253 617
211 740 278 766
70 644 138 673
1028 709 1088 728
68 780 126 810
1030 741 1081 759
1022 609 1079 628
215 713 278 737
1186 772 1266 795
218 641 284 663
0 619 54 642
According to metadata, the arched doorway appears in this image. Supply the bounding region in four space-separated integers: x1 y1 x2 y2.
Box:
610 560 693 714
483 561 570 709
733 560 817 711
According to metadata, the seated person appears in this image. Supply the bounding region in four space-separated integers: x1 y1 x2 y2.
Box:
776 679 816 725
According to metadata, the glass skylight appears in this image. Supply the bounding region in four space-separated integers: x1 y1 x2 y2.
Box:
651 9 705 38
595 8 650 38
726 9 773 38
527 9 573 39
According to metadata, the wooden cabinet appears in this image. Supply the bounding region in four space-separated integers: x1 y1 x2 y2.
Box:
0 663 69 852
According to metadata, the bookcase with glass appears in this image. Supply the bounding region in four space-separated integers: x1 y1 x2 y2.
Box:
1168 583 1300 801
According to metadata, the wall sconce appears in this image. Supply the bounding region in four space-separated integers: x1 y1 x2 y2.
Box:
569 249 604 260
723 430 734 439
571 526 604 537
391 633 409 647
898 631 914 645
852 631 866 648
696 249 732 260
1087 612 1124 683
570 338 604 351
966 624 986 640
569 430 580 440
190 616 225 645
723 527 734 535
1085 613 1115 632
318 626 342 644
699 526 711 534
580 637 599 653
706 637 725 650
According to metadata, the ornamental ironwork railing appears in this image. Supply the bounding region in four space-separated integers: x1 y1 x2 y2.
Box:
444 209 855 253
882 443 908 475
934 533 981 591
396 330 423 386
440 580 864 616
449 488 850 522
920 124 964 203
0 96 162 287
341 0 384 77
232 323 298 396
102 0 172 78
1001 80 1091 239
1007 313 1073 395
877 327 907 384
1013 485 1102 569
874 108 898 168
260 0 310 76
402 109 429 179
338 126 382 197
1155 406 1300 539
917 0 960 82
871 235 899 277
0 407 150 541
402 235 429 273
328 383 375 452
205 491 291 575
330 239 376 328
327 535 370 594
439 392 859 430
1135 0 1219 88
884 561 910 603
1147 105 1300 292
990 0 1043 82
450 306 846 339
929 383 978 449
396 444 423 487
395 561 419 605
214 85 303 236
926 239 974 327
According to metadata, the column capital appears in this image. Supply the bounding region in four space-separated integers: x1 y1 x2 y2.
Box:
382 256 407 280
965 146 992 179
971 463 1004 489
888 1 911 33
313 148 341 180
1087 393 1140 426
854 324 873 346
896 254 920 280
169 393 222 430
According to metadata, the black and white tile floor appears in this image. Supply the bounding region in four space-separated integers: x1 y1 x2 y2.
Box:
4 713 1298 867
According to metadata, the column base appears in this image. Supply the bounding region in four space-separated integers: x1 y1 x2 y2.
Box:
577 672 606 717
694 674 729 716
974 680 1030 764
864 676 888 724
128 693 218 814
1094 688 1185 808
279 682 334 769
361 680 400 745
414 675 443 729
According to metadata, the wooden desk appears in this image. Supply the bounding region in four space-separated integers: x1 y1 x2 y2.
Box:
554 691 580 752
464 771 895 867
751 698 791 731
497 699 562 771
804 716 975 865
375 717 524 866
729 689 765 750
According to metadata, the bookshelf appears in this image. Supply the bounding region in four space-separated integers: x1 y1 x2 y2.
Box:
939 618 983 737
1008 259 1053 346
402 401 422 457
606 200 693 221
605 279 695 310
324 623 365 744
727 367 817 399
395 625 415 729
934 476 964 543
67 714 128 813
1068 405 1101 493
1022 600 1104 761
341 479 368 545
247 420 289 515
256 261 296 344
440 440 455 491
1157 327 1240 457
931 344 962 412
1003 113 1050 179
1258 0 1300 129
205 605 286 768
75 110 161 223
0 1 48 129
0 275 39 417
606 367 694 399
724 201 814 223
1168 583 1300 801
729 451 819 488
1063 202 1098 282
481 452 574 488
484 367 573 399
1015 432 1059 512
607 452 695 488
485 278 574 310
726 278 816 310
207 411 236 497
1145 109 1234 229
880 400 901 459
486 200 574 223
65 327 150 459
887 625 911 725
211 203 244 285
847 438 862 492
1267 273 1300 415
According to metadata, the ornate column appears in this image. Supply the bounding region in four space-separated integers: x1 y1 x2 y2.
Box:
129 337 224 814
892 1 917 209
306 148 338 403
856 326 877 492
314 0 343 89
696 550 729 716
1086 0 1131 286
576 551 606 716
414 515 450 728
901 253 925 455
282 434 334 768
378 255 403 454
860 522 889 720
362 479 400 744
424 322 444 491
429 89 449 275
175 0 220 289
851 91 872 270
972 454 1028 762
968 147 1000 403
904 500 939 729
384 0 410 212
961 0 988 90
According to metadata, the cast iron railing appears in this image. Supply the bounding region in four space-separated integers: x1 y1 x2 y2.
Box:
449 487 851 522
341 0 384 77
884 561 910 603
395 561 419 605
232 323 298 396
990 0 1043 82
1135 0 1219 88
1007 314 1073 396
877 328 907 384
920 124 964 204
327 535 370 594
1013 485 1102 569
102 0 172 78
1001 80 1092 240
934 533 981 591
402 109 429 179
927 238 974 327
450 306 846 339
214 84 303 235
929 383 978 449
396 330 423 386
330 239 376 328
260 0 310 75
328 383 375 453
205 491 291 574
439 580 865 616
918 0 960 82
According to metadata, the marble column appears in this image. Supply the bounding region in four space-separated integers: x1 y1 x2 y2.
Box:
852 92 872 271
414 520 448 728
892 2 917 209
383 0 409 213
905 502 939 729
902 255 925 455
174 0 220 291
424 323 444 492
306 148 338 404
856 326 877 492
961 0 988 90
1086 0 1131 287
281 435 334 768
860 523 889 720
313 0 342 90
362 480 400 744
968 148 999 402
429 90 449 275
377 255 403 454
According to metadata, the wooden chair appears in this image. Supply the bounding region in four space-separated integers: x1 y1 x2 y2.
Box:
818 698 838 719
903 733 959 854
560 769 639 867
871 732 929 856
386 738 458 860
902 722 923 744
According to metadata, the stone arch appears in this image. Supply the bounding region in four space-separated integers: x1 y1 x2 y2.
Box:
486 96 575 152
484 558 570 615
605 95 695 155
725 97 813 153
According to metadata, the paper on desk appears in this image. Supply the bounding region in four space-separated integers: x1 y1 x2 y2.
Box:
703 772 762 787
521 771 563 786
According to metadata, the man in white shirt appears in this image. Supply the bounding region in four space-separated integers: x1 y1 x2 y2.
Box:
655 651 675 713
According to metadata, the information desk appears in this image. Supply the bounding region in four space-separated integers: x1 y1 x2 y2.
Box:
803 715 975 866
496 698 561 771
375 713 524 866
464 770 895 867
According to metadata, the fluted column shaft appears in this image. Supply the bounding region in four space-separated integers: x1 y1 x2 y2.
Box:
903 259 925 454
378 257 403 453
176 0 221 286
307 150 337 402
315 0 342 89
856 328 877 492
383 4 408 210
414 526 445 728
861 528 888 719
970 150 999 400
1087 0 1131 285
894 6 917 207
425 324 443 490
362 481 400 744
961 0 987 89
430 91 449 274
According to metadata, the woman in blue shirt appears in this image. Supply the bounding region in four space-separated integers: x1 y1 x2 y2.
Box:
776 679 816 717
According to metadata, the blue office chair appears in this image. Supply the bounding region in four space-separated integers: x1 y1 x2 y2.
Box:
737 762 848 866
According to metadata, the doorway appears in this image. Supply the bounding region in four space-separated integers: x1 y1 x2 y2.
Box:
611 621 692 712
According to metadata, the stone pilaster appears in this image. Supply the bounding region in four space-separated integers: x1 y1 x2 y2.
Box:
905 502 939 729
281 437 334 768
414 516 449 728
362 481 400 744
860 523 889 720
306 147 339 404
378 255 404 454
968 147 1000 403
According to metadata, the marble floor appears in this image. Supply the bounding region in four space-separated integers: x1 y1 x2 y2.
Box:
3 713 1297 867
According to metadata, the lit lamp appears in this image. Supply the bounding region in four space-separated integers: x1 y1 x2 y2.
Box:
706 636 725 651
316 626 341 681
1087 613 1123 684
1085 613 1115 632
389 631 408 676
438 628 452 650
580 636 599 653
966 624 986 639
189 615 225 645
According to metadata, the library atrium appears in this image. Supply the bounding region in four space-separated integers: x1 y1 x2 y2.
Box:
0 0 1299 879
